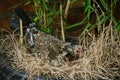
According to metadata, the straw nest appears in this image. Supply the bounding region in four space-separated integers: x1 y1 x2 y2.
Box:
0 26 120 80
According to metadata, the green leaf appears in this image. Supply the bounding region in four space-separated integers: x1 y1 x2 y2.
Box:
110 0 118 9
33 17 40 22
81 23 90 36
70 0 76 3
24 1 31 5
115 21 120 31
65 15 88 30
99 15 109 24
33 0 41 7
40 27 51 34
65 22 85 29
111 16 117 26
37 8 42 18
84 0 92 21
84 0 91 13
42 0 48 10
100 0 109 12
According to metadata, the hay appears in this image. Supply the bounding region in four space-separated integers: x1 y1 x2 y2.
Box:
0 26 120 80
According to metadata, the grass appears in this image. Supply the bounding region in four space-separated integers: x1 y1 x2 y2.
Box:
0 25 120 80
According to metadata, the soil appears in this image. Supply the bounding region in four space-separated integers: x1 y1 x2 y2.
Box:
0 74 5 80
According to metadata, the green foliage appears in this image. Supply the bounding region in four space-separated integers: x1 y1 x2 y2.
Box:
65 22 85 30
81 0 92 36
81 23 90 36
84 0 91 22
28 0 120 35
115 21 120 31
100 0 109 12
32 0 60 34
82 0 120 35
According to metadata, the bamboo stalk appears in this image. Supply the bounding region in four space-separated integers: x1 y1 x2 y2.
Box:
20 19 23 45
43 8 46 28
60 3 65 42
64 0 71 19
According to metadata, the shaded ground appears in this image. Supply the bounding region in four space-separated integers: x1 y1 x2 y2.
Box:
0 74 5 80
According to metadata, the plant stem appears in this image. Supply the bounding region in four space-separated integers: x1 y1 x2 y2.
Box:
64 0 71 19
43 8 46 28
20 19 23 45
60 3 65 42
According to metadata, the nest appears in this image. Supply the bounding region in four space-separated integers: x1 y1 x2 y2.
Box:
0 26 120 80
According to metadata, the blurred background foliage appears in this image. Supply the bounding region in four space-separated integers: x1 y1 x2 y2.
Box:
0 0 120 39
31 0 120 36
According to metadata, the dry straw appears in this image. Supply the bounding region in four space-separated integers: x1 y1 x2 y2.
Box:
0 25 120 80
